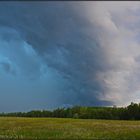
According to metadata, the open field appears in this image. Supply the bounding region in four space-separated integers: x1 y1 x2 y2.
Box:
0 117 140 139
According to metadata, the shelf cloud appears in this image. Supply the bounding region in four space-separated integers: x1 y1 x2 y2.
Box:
0 2 140 111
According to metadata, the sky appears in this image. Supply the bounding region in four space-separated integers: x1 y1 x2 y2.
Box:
0 2 140 112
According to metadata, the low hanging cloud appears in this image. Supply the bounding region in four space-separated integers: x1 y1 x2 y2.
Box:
80 2 140 105
0 2 140 111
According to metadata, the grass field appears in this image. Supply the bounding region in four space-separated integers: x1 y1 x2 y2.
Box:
0 117 139 139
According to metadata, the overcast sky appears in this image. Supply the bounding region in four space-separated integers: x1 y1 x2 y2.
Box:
0 2 140 112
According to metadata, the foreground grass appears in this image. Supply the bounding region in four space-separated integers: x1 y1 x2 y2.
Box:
0 117 139 139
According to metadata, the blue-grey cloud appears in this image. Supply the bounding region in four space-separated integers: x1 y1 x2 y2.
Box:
0 2 140 112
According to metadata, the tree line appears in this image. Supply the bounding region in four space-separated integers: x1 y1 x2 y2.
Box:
1 102 140 120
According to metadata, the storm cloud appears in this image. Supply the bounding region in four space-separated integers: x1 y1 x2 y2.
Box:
0 2 140 111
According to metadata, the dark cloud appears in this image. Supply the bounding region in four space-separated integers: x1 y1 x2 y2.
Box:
1 2 140 111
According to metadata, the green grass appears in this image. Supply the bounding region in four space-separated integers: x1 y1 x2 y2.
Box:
0 117 139 139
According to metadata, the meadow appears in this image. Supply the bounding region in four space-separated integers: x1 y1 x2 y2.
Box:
0 117 139 139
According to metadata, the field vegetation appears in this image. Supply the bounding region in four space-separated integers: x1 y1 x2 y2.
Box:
0 102 140 139
0 117 139 139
